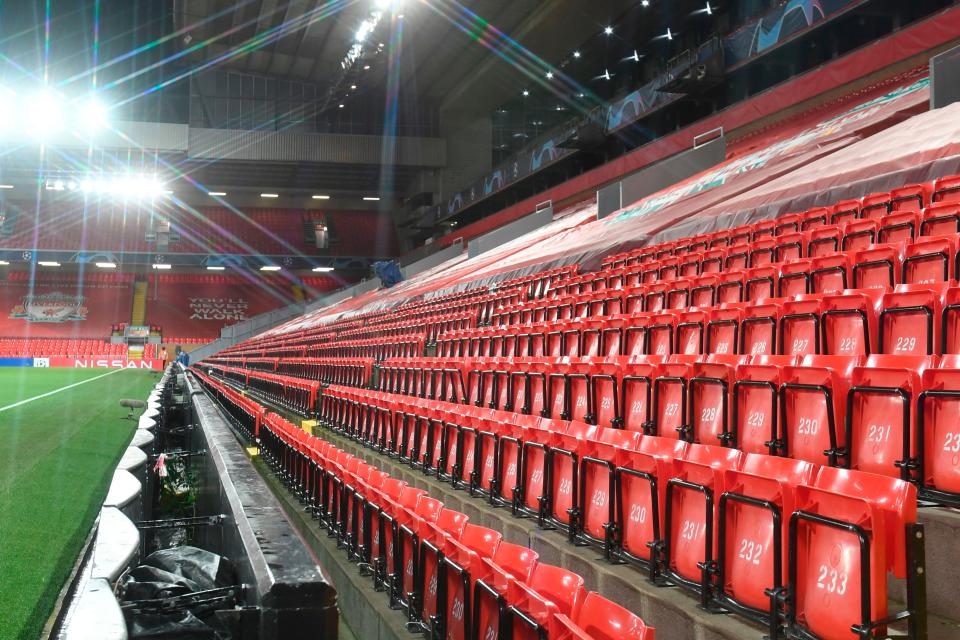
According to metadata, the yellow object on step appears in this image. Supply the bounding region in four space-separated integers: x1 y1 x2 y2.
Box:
131 281 148 325
301 419 318 435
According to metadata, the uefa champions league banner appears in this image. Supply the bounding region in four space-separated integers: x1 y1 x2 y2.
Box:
724 0 866 67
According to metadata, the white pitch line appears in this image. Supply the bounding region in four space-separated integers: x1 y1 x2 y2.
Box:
0 368 126 413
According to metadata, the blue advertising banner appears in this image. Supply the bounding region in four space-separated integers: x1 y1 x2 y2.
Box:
0 358 34 367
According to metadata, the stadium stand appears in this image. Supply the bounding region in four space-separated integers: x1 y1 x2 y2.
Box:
9 2 960 639
0 205 398 256
192 159 960 639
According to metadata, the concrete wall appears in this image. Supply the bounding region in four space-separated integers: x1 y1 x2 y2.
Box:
598 136 726 219
467 205 553 259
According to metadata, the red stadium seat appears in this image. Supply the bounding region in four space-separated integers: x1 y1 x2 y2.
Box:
845 355 934 478
554 591 654 640
785 469 919 640
918 364 960 505
716 456 817 629
779 356 860 466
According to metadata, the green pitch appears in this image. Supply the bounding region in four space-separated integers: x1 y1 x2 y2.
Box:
0 368 156 640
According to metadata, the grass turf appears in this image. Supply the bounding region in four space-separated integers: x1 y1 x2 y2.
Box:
0 368 156 640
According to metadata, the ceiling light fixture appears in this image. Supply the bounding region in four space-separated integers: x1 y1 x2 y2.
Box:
260 265 281 271
604 26 613 35
573 50 581 58
545 71 554 79
0 184 13 189
95 262 116 268
363 196 381 201
260 193 279 198
642 0 650 6
38 261 60 267
312 266 335 272
339 104 345 109
312 195 331 200
208 191 226 196
522 90 530 96
207 266 225 271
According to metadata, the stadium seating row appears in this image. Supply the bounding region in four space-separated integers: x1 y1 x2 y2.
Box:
197 366 924 640
442 283 960 358
0 339 127 357
224 334 425 360
208 351 960 505
195 370 655 640
205 356 374 387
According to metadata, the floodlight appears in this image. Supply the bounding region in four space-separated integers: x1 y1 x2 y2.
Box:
207 266 225 271
152 263 171 270
80 98 108 131
38 261 60 267
26 90 64 138
208 191 227 196
95 262 117 268
363 196 380 201
260 265 281 271
312 195 331 200
260 193 279 198
313 266 335 272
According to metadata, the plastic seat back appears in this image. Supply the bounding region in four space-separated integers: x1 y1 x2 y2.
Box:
789 470 916 640
820 291 880 356
563 592 654 640
852 244 902 290
879 285 944 355
780 356 860 466
847 355 932 478
705 307 741 356
902 236 956 285
719 457 816 613
666 447 742 585
780 297 823 356
919 366 960 499
621 359 660 432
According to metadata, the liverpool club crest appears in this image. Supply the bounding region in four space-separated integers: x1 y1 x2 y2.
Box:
10 291 87 323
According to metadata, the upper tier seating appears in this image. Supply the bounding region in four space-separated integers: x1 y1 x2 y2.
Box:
0 205 399 257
